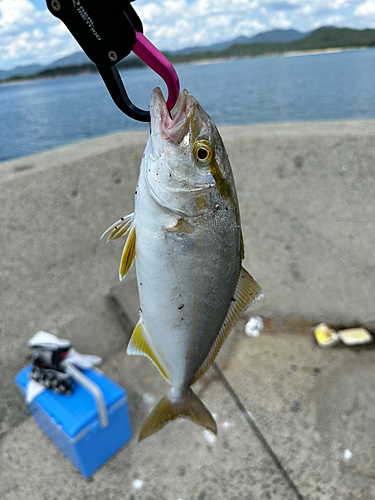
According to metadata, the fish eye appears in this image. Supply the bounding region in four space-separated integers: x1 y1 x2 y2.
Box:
197 148 208 160
193 140 213 165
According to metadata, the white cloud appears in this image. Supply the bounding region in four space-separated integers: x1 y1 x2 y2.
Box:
0 0 35 35
0 0 374 70
135 0 263 50
47 21 71 39
234 19 266 37
0 0 50 34
354 1 375 17
0 0 80 68
299 0 353 16
32 28 44 40
312 14 346 28
269 11 292 29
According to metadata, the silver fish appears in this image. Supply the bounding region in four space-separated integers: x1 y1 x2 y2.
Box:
102 88 262 440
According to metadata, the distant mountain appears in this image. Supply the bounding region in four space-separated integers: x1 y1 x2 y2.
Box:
175 36 250 55
0 29 311 80
0 49 138 81
173 29 308 55
249 29 308 44
0 53 91 81
166 26 375 63
288 26 375 50
0 63 43 81
1 26 375 83
46 51 91 69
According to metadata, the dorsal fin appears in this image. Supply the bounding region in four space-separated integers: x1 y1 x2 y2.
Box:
192 267 263 384
127 320 171 382
119 225 136 281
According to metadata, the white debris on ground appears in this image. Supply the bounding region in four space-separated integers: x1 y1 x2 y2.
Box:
344 449 353 462
222 421 234 430
142 393 156 406
314 323 374 348
132 479 144 490
245 316 264 337
247 410 255 422
338 328 373 346
203 430 217 445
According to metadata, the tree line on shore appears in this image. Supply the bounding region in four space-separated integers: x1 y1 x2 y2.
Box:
2 26 375 84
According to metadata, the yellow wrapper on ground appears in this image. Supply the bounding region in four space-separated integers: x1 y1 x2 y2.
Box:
314 323 340 348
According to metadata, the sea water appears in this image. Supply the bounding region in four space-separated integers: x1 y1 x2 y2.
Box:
1 47 375 163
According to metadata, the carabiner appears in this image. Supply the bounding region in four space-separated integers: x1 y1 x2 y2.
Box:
133 31 179 114
46 0 180 122
98 31 180 122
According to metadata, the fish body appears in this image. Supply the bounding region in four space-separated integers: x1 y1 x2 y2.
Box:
102 88 262 440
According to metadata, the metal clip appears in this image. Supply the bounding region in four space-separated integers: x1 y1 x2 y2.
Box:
46 0 180 122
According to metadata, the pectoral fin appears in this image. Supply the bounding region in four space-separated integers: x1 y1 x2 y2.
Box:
119 225 136 280
127 320 170 382
166 218 194 235
100 213 134 242
192 267 263 384
139 389 217 441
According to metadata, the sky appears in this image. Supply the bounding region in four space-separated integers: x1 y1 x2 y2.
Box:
0 0 375 70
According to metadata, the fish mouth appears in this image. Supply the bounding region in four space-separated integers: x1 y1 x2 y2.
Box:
150 88 195 145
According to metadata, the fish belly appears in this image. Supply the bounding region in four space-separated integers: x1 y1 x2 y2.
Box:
134 171 240 392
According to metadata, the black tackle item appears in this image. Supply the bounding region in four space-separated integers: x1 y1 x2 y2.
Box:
46 0 142 67
46 0 150 121
31 343 73 395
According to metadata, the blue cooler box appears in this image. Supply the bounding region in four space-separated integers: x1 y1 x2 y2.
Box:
15 366 132 477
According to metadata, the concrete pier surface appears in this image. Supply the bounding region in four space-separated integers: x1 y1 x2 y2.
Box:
1 120 375 499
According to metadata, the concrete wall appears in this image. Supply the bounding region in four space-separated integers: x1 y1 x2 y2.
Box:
0 132 144 434
228 120 375 325
1 121 375 434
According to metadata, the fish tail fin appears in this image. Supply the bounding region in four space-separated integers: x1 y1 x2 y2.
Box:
139 389 217 442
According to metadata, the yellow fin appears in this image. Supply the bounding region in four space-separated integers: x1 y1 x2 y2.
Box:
127 320 170 382
240 230 245 261
119 225 136 280
139 389 217 441
192 266 263 384
100 213 134 242
166 218 194 235
109 224 130 241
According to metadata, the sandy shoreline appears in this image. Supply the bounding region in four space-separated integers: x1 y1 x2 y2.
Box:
283 46 367 57
186 45 369 67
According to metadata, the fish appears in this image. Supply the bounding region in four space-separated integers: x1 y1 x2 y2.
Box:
101 88 263 441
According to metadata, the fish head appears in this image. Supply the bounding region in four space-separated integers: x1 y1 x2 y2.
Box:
145 88 237 218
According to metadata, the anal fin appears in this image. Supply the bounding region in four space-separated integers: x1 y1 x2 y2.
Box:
192 266 263 384
127 320 170 382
